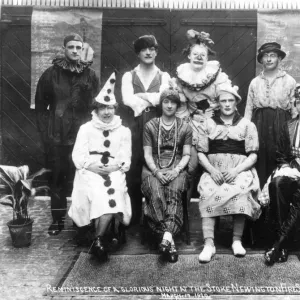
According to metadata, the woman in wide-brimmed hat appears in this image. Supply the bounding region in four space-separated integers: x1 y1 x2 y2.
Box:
245 42 296 189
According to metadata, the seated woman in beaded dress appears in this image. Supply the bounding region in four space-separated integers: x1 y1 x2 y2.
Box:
68 73 132 261
141 87 193 263
196 83 261 263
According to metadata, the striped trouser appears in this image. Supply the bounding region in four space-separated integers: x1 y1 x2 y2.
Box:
141 172 188 239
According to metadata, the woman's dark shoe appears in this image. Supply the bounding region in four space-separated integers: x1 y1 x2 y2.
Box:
48 220 64 236
159 239 171 254
92 237 108 261
278 249 289 263
264 247 280 266
167 245 179 263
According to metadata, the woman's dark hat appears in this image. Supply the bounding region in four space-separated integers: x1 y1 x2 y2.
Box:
133 35 158 54
257 42 286 63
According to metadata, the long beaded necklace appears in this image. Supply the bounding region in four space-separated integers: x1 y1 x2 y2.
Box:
157 117 178 169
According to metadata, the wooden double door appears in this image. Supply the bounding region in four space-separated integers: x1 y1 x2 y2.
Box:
1 7 257 171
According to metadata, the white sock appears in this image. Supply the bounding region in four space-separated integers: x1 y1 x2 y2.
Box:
163 231 172 243
171 237 175 246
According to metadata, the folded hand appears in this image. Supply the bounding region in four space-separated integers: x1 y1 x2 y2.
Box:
156 171 169 185
87 162 119 175
222 168 239 184
163 170 179 183
210 169 224 185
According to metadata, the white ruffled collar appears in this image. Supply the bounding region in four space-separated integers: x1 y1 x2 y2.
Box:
91 110 122 131
177 61 220 85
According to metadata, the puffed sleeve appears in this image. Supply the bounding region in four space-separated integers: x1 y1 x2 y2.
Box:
195 120 210 154
245 121 259 154
143 121 154 147
72 124 98 170
244 80 255 120
116 127 132 172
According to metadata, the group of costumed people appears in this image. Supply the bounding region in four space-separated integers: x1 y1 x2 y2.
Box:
35 30 300 266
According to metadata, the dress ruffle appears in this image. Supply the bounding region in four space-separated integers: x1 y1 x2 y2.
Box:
176 61 221 92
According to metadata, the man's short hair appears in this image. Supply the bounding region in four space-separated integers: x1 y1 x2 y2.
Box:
63 33 83 46
133 35 158 54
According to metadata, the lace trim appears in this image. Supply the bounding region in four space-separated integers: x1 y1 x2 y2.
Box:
52 57 93 73
176 66 220 92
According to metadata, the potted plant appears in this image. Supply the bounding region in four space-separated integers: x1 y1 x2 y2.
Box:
0 165 50 248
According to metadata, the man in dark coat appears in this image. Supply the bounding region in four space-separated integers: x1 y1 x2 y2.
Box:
35 33 100 235
259 85 300 265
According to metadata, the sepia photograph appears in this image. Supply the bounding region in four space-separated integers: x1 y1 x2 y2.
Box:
1 0 300 299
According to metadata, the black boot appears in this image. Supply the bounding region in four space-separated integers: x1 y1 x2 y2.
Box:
264 247 281 266
48 219 64 236
91 237 108 261
277 203 300 241
265 201 300 265
167 245 179 263
278 248 289 263
74 224 93 246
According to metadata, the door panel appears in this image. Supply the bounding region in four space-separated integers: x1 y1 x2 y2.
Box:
1 8 257 170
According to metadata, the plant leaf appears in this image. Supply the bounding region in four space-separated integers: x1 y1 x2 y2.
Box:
0 184 11 195
0 194 14 202
28 168 51 180
0 201 13 207
0 168 14 194
21 179 32 191
33 186 50 194
0 165 23 184
18 165 29 180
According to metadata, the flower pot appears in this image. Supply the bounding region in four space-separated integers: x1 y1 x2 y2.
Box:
7 219 34 248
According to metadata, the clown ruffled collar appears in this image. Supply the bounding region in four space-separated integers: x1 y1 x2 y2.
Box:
52 55 93 74
176 61 220 92
91 110 122 131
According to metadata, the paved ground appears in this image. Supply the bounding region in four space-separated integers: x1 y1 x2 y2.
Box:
0 198 205 300
0 198 299 300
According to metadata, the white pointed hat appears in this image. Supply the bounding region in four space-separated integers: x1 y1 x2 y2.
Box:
95 72 116 105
